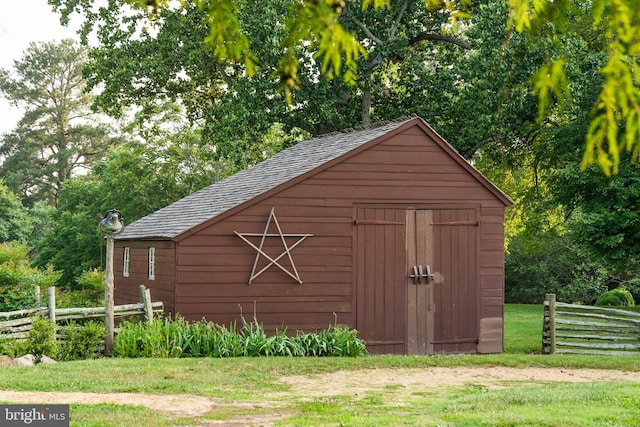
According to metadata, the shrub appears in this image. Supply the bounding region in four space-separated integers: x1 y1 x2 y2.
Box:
75 269 104 300
595 287 636 307
0 338 19 358
55 269 104 308
59 320 105 361
0 243 61 312
14 317 59 358
1 318 105 361
0 242 29 265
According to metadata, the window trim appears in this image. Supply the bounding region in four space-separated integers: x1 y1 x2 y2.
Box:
148 247 156 280
123 247 130 278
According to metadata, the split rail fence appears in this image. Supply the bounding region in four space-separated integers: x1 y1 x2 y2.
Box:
543 293 640 355
0 285 163 340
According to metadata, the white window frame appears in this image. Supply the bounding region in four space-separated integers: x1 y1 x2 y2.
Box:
148 247 156 280
123 247 130 277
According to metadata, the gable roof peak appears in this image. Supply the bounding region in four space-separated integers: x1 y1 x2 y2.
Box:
117 118 418 240
116 117 511 241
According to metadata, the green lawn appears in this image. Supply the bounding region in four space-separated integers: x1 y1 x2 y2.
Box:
504 303 543 354
1 304 639 426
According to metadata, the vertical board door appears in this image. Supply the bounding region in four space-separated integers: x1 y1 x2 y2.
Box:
407 209 479 354
405 210 434 354
354 208 406 354
356 208 478 355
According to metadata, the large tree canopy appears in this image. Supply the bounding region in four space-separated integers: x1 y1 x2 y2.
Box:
1 0 629 303
0 39 120 206
509 0 640 175
54 0 471 172
49 0 640 175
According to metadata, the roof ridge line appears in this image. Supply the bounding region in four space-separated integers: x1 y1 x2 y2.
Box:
314 115 418 139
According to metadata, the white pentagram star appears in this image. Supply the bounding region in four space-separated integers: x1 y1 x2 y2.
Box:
234 208 313 284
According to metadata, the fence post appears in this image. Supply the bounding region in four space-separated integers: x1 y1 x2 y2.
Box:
546 294 557 355
139 285 153 323
34 285 41 306
104 236 115 356
47 286 56 325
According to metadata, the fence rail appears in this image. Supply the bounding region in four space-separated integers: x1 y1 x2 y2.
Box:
543 293 640 355
0 285 163 340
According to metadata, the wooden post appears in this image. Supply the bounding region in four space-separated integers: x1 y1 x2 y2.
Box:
47 287 56 324
104 236 115 356
546 294 557 355
34 285 41 306
139 285 153 323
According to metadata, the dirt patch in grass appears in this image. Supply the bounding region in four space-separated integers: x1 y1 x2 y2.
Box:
276 366 640 398
1 367 639 425
0 390 217 418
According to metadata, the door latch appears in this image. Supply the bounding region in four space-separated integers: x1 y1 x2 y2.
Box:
409 265 420 284
409 265 435 284
424 264 435 283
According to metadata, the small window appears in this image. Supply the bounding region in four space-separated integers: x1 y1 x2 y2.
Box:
123 247 130 278
148 247 156 280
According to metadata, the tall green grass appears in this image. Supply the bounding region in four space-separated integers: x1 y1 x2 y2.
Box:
112 315 367 358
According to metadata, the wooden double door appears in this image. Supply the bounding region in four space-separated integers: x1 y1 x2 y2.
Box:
355 208 479 355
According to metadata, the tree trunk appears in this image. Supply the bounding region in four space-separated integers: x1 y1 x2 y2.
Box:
361 74 372 126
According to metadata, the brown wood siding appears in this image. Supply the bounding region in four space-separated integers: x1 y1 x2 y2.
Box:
120 125 507 354
478 206 505 353
114 241 175 315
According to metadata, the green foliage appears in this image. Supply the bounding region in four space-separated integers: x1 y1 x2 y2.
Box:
92 137 212 220
76 269 105 293
58 320 106 361
510 0 640 175
56 289 103 309
18 317 59 358
113 315 367 358
0 243 60 312
0 261 40 312
56 0 473 160
54 269 105 308
4 319 103 361
0 181 32 243
595 288 636 307
550 156 640 272
0 39 119 206
198 0 258 75
32 178 104 287
0 241 29 265
0 338 19 358
47 0 640 176
277 0 365 102
300 325 367 357
113 315 241 358
505 231 608 304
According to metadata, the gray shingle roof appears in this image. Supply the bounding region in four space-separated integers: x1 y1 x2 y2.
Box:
116 118 414 240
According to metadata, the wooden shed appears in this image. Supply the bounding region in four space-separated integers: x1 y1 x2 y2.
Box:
114 117 512 355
